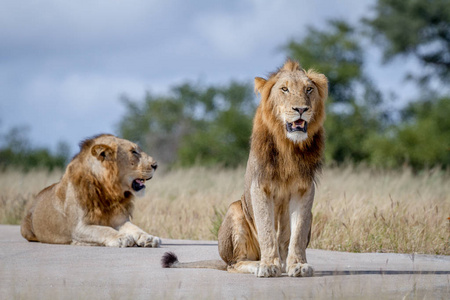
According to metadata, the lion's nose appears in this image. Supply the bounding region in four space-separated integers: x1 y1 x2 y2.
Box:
151 162 158 170
292 107 309 115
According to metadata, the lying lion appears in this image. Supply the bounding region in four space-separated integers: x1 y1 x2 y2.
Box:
21 134 161 247
162 59 328 277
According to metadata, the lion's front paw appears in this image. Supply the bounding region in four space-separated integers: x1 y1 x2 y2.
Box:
287 263 314 277
136 233 161 248
256 263 282 278
106 234 135 247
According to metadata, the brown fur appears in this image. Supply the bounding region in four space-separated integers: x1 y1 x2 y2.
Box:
162 59 328 277
21 134 161 247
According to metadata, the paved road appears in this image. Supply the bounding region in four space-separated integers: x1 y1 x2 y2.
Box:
1 225 449 299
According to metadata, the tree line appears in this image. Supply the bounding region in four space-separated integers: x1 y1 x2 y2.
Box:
1 0 449 171
0 126 70 171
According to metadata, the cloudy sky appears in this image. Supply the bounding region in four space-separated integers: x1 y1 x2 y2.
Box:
0 0 417 155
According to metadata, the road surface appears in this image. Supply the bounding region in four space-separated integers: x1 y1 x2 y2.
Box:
1 225 449 299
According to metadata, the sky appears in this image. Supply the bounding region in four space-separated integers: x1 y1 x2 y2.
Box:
0 0 419 155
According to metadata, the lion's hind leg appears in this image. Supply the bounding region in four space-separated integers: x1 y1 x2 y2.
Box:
21 211 38 242
218 199 260 274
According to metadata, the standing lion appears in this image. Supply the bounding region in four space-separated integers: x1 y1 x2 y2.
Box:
21 134 161 248
162 59 328 277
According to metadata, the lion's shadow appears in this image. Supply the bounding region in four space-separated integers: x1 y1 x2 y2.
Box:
314 270 450 277
161 243 449 277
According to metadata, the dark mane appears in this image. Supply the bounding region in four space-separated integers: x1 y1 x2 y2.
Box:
251 124 324 185
79 133 114 152
267 58 303 79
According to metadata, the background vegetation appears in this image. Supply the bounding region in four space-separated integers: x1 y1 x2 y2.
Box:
0 126 69 171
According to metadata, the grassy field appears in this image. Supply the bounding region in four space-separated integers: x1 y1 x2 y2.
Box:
1 166 448 255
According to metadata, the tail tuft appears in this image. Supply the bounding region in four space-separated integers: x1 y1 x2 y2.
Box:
161 251 179 268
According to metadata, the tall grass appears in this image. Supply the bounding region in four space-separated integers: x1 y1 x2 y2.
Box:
133 166 244 240
310 166 449 255
1 166 448 255
0 169 62 224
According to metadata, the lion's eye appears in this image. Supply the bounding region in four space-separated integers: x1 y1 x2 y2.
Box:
306 87 313 94
281 87 289 92
132 150 140 156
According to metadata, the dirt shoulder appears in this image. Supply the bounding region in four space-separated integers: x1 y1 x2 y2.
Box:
1 225 448 299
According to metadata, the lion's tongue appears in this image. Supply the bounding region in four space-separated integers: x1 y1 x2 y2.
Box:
293 119 305 128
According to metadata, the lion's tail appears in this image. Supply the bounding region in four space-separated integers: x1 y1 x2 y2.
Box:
161 252 227 271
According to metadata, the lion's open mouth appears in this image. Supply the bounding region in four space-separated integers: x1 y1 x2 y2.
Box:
132 179 146 192
286 119 308 133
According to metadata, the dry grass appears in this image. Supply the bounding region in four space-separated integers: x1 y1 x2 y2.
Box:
0 169 62 224
310 166 449 255
1 166 448 255
133 166 245 240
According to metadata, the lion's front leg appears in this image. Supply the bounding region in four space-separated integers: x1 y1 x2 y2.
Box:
286 185 315 277
251 181 281 278
72 224 135 247
118 221 161 248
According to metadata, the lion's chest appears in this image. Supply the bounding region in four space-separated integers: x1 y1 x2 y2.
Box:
267 181 308 207
249 177 309 214
109 214 129 229
83 200 132 227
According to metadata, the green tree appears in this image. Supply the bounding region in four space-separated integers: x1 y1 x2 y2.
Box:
365 97 450 169
364 0 450 82
286 20 384 164
118 81 256 167
0 126 69 171
361 0 450 169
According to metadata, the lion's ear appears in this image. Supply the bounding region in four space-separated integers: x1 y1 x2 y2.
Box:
91 144 116 162
254 77 267 95
307 71 328 101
